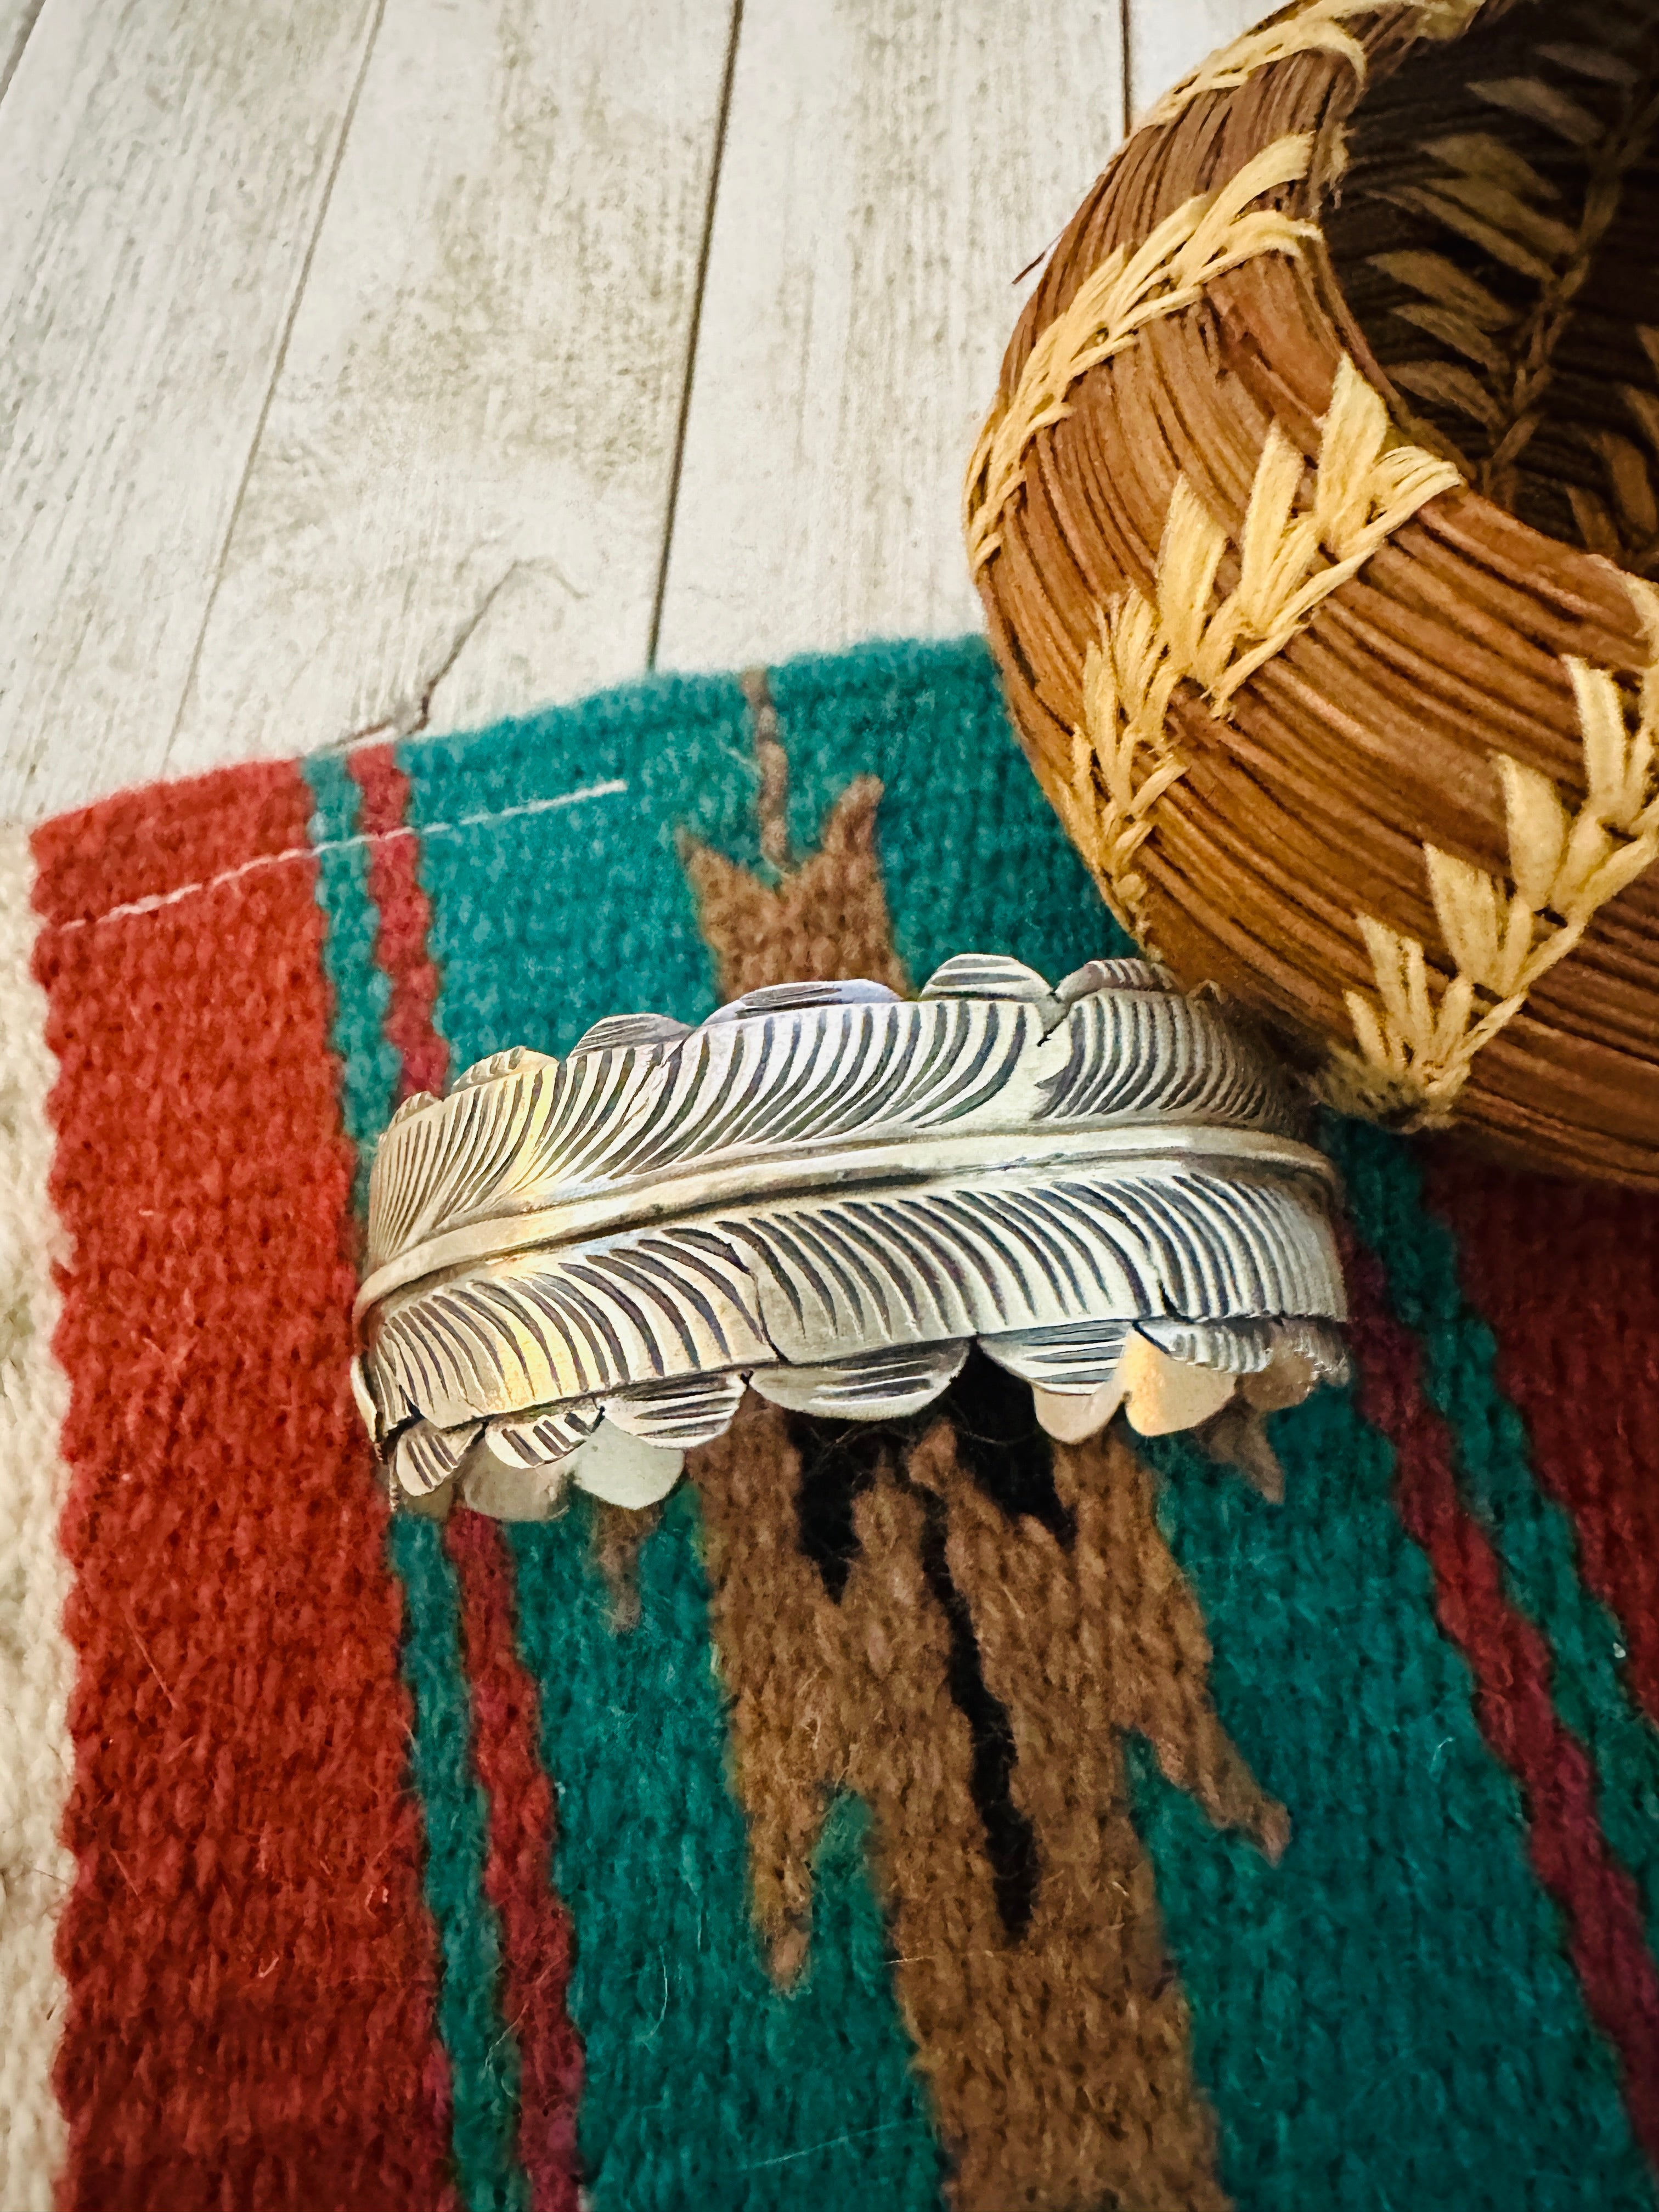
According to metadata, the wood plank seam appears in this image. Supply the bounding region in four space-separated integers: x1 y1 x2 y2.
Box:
0 0 41 115
651 0 1131 675
314 563 543 758
1120 0 1135 142
165 0 392 764
646 0 747 670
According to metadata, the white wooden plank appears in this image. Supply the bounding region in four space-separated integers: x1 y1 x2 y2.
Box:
653 0 1125 675
167 0 735 782
0 1 43 104
1128 0 1266 124
0 0 382 825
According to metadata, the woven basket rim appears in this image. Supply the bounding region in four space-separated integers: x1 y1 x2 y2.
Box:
967 0 1659 1187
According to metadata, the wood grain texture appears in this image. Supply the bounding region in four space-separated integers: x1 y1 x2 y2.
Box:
652 0 1125 675
167 0 733 783
0 0 1265 822
0 0 382 825
0 1 43 103
1128 0 1266 122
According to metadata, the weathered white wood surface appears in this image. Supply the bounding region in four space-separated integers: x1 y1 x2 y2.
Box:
1128 0 1267 125
0 3 40 100
168 0 733 781
0 0 1253 825
651 0 1125 675
0 0 382 823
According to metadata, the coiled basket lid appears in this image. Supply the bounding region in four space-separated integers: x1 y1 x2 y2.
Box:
967 0 1659 1187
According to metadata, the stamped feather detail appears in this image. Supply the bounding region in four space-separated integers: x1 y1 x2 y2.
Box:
364 969 1302 1280
353 957 1347 1514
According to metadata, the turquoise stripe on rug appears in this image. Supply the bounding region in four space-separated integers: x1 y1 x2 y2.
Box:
391 1515 529 2212
767 636 1119 986
393 635 1654 2209
403 668 947 2208
303 754 399 1212
1136 1387 1654 2211
778 641 1654 2212
1333 1117 1659 1958
303 754 532 2212
509 1492 944 2211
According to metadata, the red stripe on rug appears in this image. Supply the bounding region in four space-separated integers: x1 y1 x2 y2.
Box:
33 763 457 2212
1423 1149 1659 1729
349 741 583 2211
349 746 448 1102
1345 1234 1659 2164
38 761 319 927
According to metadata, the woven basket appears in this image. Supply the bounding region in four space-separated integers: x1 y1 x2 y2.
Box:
967 0 1659 1187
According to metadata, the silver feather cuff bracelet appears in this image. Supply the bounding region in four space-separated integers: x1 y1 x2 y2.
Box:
352 955 1347 1520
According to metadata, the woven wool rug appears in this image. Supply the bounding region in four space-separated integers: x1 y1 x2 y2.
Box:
2 636 1657 2212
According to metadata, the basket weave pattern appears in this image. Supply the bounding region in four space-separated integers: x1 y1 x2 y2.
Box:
969 0 1659 1186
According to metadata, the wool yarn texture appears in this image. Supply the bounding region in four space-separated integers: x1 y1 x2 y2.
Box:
968 0 1659 1188
1 635 1657 2210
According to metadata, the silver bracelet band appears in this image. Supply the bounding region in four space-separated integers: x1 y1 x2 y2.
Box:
352 955 1347 1519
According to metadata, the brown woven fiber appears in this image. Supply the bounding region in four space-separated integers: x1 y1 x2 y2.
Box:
967 0 1659 1187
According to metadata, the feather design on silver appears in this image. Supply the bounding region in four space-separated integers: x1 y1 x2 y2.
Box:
353 956 1347 1515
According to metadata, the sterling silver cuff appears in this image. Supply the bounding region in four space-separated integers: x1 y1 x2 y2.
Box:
352 956 1347 1519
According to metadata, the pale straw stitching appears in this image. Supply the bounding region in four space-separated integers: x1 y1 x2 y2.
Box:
49 778 629 935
